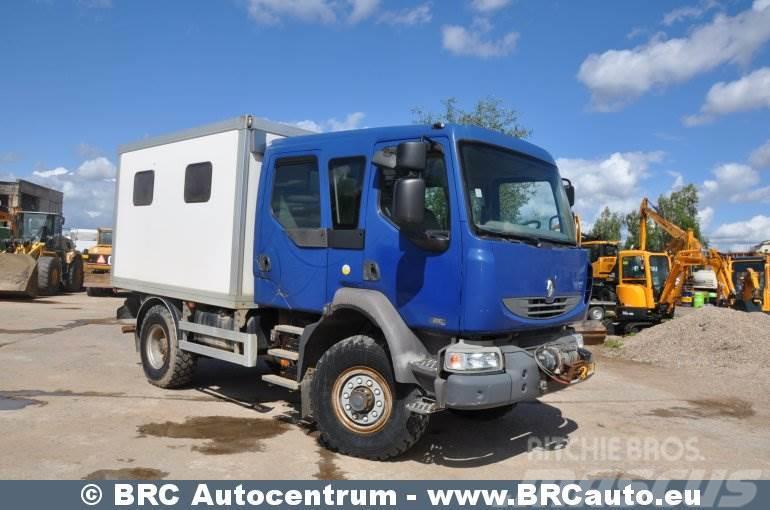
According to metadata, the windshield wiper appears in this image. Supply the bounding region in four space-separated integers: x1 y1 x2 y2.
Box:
476 227 578 247
475 227 542 246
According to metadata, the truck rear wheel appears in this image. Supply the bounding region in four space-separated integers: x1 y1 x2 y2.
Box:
139 305 196 388
65 256 83 292
37 256 62 295
311 335 429 460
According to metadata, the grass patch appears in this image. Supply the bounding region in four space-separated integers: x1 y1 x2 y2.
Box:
604 338 624 349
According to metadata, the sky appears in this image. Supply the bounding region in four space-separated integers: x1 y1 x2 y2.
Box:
1 0 769 250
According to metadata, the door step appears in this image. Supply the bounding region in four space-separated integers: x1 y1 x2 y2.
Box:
406 398 441 415
261 374 299 391
267 348 299 361
272 324 304 337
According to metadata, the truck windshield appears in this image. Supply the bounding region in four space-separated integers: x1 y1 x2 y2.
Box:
459 142 575 244
19 213 56 242
98 230 113 245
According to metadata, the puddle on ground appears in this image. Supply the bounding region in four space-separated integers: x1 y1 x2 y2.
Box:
649 398 755 420
0 395 43 411
0 389 125 401
0 317 120 336
314 448 347 480
83 468 168 480
137 416 290 455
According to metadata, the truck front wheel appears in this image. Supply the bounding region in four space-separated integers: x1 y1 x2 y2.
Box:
311 335 429 460
139 305 196 388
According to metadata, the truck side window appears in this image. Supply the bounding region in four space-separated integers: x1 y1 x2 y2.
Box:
184 162 212 203
271 157 321 229
380 154 450 231
133 170 154 206
329 157 365 230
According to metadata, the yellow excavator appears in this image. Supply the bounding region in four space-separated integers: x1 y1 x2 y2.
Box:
613 198 734 332
0 209 83 297
730 254 770 313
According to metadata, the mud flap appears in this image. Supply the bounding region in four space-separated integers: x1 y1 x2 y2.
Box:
0 253 38 297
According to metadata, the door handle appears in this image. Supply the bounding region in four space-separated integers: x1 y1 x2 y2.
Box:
257 254 271 272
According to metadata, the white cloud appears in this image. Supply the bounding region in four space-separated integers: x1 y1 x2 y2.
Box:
76 156 116 180
442 18 519 58
348 0 380 24
700 162 761 204
684 67 770 125
698 206 715 229
668 170 685 190
470 0 510 12
33 167 70 178
577 3 770 111
76 142 102 159
27 157 118 228
662 0 719 26
750 138 770 169
557 151 664 223
293 112 366 132
378 3 432 26
246 0 337 25
711 215 770 245
244 0 383 25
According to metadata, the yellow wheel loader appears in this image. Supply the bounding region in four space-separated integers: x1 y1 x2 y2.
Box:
83 227 113 296
0 210 83 298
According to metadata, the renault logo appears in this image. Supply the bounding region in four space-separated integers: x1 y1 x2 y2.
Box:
545 278 555 302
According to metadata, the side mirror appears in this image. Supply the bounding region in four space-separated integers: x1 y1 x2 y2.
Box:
392 177 425 225
396 141 428 171
562 178 575 207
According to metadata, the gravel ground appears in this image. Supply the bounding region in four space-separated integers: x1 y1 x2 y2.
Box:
602 306 770 374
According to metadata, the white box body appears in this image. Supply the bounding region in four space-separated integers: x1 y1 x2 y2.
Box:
112 116 308 309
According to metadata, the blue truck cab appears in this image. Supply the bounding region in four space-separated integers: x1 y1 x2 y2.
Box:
119 118 593 460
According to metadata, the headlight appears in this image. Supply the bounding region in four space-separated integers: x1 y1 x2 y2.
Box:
444 343 502 372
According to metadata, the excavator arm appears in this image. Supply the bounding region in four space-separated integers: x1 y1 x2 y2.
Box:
639 198 702 253
657 248 735 312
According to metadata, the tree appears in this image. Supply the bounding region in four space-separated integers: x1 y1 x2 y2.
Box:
624 184 706 251
412 97 531 139
589 207 623 241
412 97 533 225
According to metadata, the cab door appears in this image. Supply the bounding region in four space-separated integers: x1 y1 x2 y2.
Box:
616 252 653 310
255 153 328 312
324 155 369 301
361 137 462 331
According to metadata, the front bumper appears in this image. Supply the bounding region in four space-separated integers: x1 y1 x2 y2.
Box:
412 335 594 411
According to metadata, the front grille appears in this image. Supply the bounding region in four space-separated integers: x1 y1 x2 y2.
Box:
503 296 581 319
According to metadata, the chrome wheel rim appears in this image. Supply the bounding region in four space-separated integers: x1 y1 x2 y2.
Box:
332 366 392 434
146 324 168 370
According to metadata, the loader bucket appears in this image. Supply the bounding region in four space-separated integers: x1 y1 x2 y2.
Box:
0 253 38 297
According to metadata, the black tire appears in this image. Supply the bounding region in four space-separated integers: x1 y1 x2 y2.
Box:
65 256 83 292
588 306 605 321
311 335 429 460
450 404 516 421
37 256 62 296
138 304 196 388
